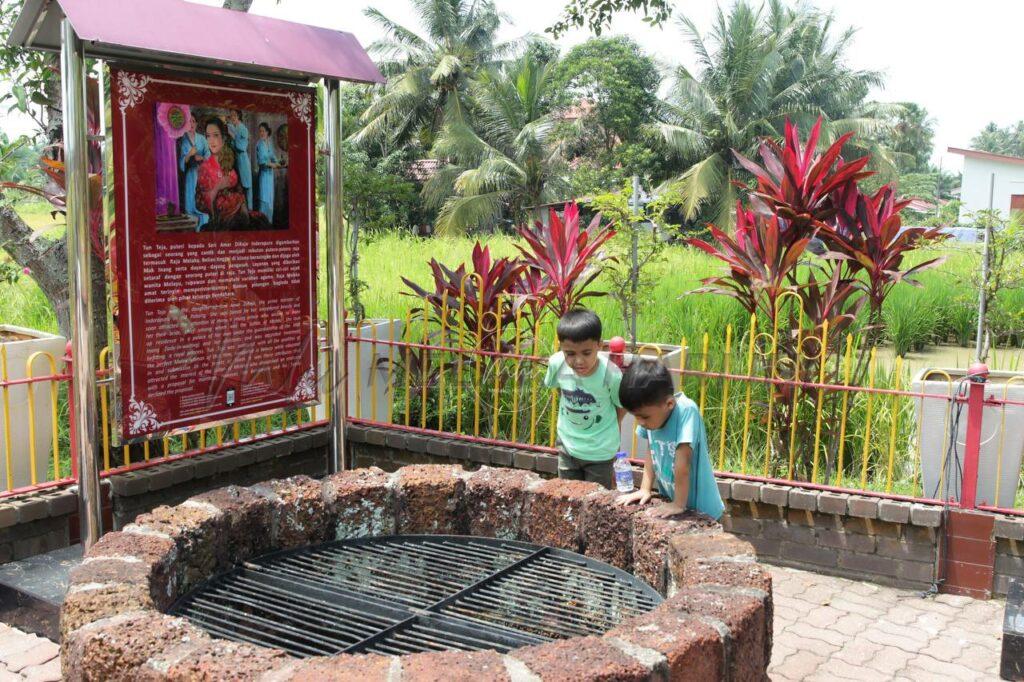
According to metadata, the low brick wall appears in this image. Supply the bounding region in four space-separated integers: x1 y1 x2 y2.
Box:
60 464 773 681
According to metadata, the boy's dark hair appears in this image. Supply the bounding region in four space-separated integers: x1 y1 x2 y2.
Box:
619 359 675 411
556 308 602 343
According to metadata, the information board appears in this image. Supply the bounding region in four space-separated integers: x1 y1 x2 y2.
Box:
109 69 317 441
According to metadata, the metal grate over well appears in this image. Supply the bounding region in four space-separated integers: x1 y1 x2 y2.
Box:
170 535 663 658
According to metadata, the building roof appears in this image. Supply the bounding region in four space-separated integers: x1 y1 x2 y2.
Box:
9 0 384 85
947 147 1024 167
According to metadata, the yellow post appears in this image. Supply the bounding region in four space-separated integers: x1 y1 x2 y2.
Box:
835 334 855 487
26 352 58 484
492 304 503 439
420 304 429 430
163 437 170 458
1 346 12 491
698 334 709 414
885 357 903 493
371 323 380 422
403 307 413 427
717 325 732 469
455 286 467 435
995 377 1024 504
859 347 878 489
436 293 448 431
739 315 757 474
810 320 830 484
529 320 541 446
386 318 396 425
143 440 151 462
473 295 484 438
99 348 111 471
679 338 688 397
787 307 805 481
763 309 782 479
510 306 523 442
232 422 240 444
354 318 363 420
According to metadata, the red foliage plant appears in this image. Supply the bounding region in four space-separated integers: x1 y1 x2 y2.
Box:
515 202 616 318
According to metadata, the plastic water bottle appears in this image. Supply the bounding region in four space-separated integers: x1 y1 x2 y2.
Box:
613 452 634 493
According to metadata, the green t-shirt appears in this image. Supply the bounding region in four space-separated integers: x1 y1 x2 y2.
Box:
544 352 622 461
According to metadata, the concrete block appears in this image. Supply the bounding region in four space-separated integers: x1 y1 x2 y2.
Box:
47 490 78 517
536 455 558 475
731 480 760 502
837 551 899 577
996 553 1024 577
12 498 48 523
778 540 837 568
490 448 514 467
405 434 430 454
720 515 761 536
788 488 818 511
817 491 849 515
192 454 220 480
759 484 789 507
900 560 936 585
747 535 781 558
910 503 943 528
0 505 17 528
469 444 491 463
345 424 369 443
817 529 877 554
384 430 408 450
996 516 1024 541
716 478 732 500
847 496 879 519
425 438 450 457
513 452 537 471
876 537 936 563
108 472 150 497
364 428 388 446
877 500 911 524
446 441 471 461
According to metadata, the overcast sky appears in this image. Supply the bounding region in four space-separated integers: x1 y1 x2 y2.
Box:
7 0 1024 172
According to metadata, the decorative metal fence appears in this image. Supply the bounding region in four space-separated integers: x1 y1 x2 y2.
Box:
2 308 1023 516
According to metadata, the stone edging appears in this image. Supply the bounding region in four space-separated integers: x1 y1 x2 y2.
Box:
60 464 773 681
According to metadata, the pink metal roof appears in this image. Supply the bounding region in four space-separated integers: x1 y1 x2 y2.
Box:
10 0 384 85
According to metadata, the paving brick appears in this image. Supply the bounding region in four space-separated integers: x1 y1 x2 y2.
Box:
995 515 1024 541
731 480 760 501
3 639 57 672
817 491 849 515
760 483 790 507
847 496 879 519
21 656 61 682
878 499 912 524
910 503 942 528
788 488 818 511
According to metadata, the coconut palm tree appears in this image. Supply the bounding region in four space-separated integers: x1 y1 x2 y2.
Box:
354 0 515 150
658 1 889 229
423 52 568 235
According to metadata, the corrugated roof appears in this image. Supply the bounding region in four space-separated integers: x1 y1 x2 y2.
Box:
10 0 384 85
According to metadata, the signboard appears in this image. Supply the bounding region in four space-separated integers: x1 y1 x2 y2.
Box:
109 69 317 441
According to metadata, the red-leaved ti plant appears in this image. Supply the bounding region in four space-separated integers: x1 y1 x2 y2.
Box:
515 202 615 318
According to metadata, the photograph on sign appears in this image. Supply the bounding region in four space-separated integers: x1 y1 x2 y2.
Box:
109 70 317 443
154 102 289 233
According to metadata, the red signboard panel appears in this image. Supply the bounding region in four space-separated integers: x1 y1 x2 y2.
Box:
109 69 317 441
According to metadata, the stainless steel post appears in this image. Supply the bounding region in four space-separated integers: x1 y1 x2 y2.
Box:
324 79 347 473
61 19 102 548
975 172 995 362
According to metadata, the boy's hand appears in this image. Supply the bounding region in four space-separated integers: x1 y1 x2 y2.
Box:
649 502 687 518
613 490 652 507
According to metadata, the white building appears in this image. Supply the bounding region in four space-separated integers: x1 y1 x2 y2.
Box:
949 147 1024 223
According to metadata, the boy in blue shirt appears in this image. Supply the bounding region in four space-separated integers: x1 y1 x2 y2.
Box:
544 309 624 489
614 359 724 519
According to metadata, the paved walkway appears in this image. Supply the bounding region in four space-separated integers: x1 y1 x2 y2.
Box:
770 564 1004 681
0 624 59 681
0 565 1004 681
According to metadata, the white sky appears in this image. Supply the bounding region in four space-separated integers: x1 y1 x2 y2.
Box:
6 0 1024 172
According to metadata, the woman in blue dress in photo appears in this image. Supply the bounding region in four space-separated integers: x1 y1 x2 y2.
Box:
227 109 253 208
178 114 210 229
255 122 281 223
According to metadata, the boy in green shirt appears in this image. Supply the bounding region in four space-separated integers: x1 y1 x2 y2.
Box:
544 309 625 489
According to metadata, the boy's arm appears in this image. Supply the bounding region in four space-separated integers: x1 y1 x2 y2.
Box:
616 406 627 426
652 443 692 517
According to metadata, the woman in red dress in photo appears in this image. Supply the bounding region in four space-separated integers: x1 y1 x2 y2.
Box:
195 117 270 231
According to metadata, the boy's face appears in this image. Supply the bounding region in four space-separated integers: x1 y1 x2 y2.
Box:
560 338 601 377
630 396 676 430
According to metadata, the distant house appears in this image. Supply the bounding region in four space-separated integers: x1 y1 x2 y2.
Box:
948 146 1024 223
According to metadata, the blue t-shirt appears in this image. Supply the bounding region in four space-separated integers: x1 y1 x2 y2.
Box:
636 393 724 520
